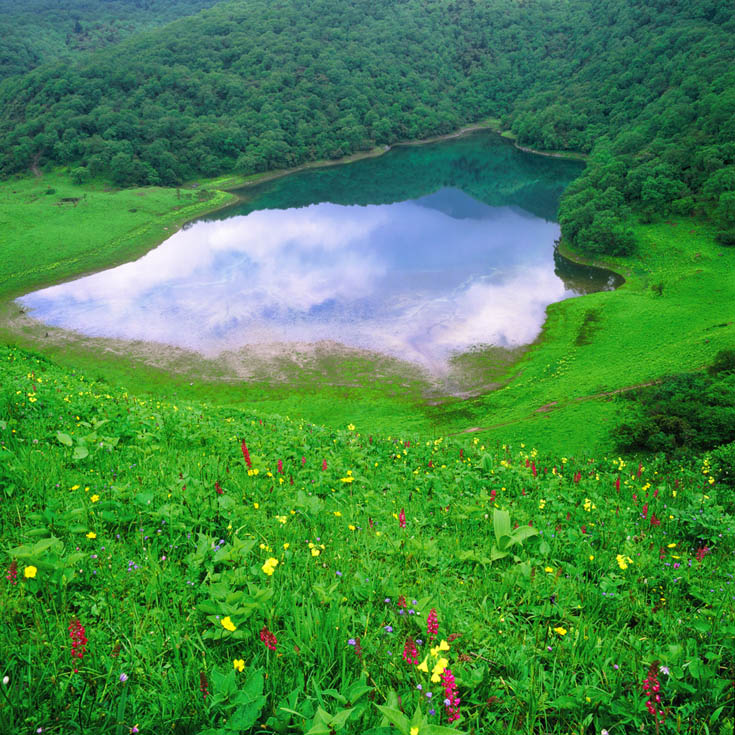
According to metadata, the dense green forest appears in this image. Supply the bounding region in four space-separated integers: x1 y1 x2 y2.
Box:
1 0 734 254
0 0 220 80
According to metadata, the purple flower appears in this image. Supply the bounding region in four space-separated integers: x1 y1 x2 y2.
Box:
347 639 356 646
384 625 393 633
119 673 128 683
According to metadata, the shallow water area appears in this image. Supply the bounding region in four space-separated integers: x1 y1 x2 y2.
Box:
18 133 621 381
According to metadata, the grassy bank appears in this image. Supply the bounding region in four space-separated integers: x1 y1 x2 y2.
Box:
1 344 733 734
1 164 733 451
0 171 236 301
447 217 735 453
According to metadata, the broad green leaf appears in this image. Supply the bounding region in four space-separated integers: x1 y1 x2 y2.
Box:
72 445 89 460
375 705 409 734
492 509 511 545
56 431 73 446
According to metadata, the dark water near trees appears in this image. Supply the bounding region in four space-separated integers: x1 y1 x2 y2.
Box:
19 132 622 376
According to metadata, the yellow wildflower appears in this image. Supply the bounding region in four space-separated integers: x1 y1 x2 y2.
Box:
430 640 450 657
347 424 355 431
261 557 279 576
616 554 632 570
553 626 567 636
233 659 245 672
311 548 321 557
410 728 419 735
544 566 554 574
24 566 37 579
417 656 429 672
430 657 449 683
90 494 99 503
221 616 236 632
85 532 96 539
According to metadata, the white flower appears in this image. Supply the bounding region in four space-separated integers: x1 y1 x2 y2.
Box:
2 676 9 686
659 665 670 676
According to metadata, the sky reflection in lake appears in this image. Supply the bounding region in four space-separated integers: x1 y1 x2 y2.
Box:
19 188 602 373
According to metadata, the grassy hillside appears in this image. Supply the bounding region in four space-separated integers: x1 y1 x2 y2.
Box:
449 217 735 452
0 170 235 301
1 344 733 734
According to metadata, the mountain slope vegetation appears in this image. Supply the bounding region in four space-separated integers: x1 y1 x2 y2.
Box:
0 0 220 80
1 0 734 255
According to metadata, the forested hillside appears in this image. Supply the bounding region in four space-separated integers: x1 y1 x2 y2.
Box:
0 0 220 80
1 0 734 255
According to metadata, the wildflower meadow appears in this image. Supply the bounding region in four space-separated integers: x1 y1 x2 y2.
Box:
1 344 733 734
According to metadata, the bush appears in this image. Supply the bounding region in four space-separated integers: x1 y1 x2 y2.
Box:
709 349 735 376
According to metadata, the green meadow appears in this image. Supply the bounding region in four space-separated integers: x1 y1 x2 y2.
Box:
2 343 733 734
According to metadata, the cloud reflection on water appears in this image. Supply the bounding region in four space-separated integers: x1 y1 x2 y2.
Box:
19 189 571 373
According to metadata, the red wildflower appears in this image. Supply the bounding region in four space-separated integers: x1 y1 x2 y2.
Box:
650 513 661 527
215 481 224 495
398 508 406 529
459 449 463 460
489 489 496 502
427 608 438 639
397 595 407 608
531 462 536 477
6 559 17 585
199 671 209 699
615 476 620 492
642 662 665 723
301 456 306 466
322 459 327 471
441 667 461 723
260 626 277 651
277 459 283 474
69 618 88 673
695 546 710 562
402 636 419 665
241 441 252 469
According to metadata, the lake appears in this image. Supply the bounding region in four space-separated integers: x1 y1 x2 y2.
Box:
18 132 621 379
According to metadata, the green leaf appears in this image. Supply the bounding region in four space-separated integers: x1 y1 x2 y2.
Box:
56 431 73 446
425 725 469 735
72 445 89 460
375 705 409 734
305 707 334 735
492 509 511 545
